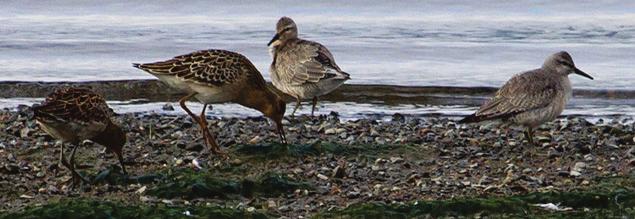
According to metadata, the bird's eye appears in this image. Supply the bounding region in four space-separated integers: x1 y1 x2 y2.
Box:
558 60 572 67
283 27 292 32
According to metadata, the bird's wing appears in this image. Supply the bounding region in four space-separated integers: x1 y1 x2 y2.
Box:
274 40 348 86
473 69 558 121
33 87 112 125
134 49 257 86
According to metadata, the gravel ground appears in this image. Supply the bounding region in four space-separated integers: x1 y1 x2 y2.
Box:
1 105 634 218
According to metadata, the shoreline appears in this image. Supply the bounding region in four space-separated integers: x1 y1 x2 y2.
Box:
1 80 635 107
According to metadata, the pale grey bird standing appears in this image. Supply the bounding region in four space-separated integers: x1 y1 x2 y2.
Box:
459 51 594 144
267 16 351 117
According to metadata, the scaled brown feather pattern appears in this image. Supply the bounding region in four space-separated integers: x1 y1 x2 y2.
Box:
33 87 112 125
134 49 261 87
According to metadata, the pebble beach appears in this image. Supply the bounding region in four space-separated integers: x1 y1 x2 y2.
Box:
1 106 634 217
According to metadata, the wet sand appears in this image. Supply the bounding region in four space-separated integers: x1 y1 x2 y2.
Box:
2 80 635 107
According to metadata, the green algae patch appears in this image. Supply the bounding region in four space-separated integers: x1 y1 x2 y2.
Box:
317 176 635 218
233 142 407 159
147 168 311 199
0 198 269 219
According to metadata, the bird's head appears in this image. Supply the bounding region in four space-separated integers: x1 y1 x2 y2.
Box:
268 16 298 47
544 51 593 80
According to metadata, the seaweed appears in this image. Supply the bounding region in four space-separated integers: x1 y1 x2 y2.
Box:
0 198 270 219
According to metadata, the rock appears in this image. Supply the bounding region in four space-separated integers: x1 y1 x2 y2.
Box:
324 128 337 135
392 113 405 123
389 157 404 164
332 165 346 178
370 128 380 137
162 103 175 111
569 170 582 177
136 186 147 194
317 173 329 180
20 128 31 138
573 162 586 172
19 194 34 199
267 200 277 208
248 136 262 144
346 191 360 198
185 144 204 152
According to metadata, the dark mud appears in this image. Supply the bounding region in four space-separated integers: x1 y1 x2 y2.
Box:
1 108 634 218
2 80 635 106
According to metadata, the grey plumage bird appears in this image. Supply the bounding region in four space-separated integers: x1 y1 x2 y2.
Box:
268 16 351 117
459 51 594 144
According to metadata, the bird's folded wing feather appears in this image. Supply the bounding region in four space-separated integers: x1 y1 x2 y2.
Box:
276 41 342 86
136 50 250 86
475 70 558 120
33 88 111 125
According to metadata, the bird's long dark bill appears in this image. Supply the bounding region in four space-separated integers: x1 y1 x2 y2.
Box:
574 68 594 80
267 34 280 46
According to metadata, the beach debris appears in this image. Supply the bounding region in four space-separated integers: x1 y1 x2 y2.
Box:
532 203 573 211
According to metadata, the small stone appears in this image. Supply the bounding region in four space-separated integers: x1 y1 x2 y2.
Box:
569 170 582 177
324 128 337 135
136 186 147 194
175 159 183 166
317 173 329 180
573 162 586 172
20 128 30 138
370 128 380 137
140 196 152 202
371 165 380 171
347 191 360 198
162 103 175 111
19 194 34 199
332 166 346 178
267 200 277 208
247 207 255 212
248 136 262 144
389 157 404 163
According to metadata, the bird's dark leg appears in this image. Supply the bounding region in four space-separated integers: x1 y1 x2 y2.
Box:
179 93 202 125
311 96 318 117
114 149 127 175
68 144 90 186
291 98 301 117
200 104 226 157
524 127 534 145
276 121 287 145
58 143 80 188
179 94 226 158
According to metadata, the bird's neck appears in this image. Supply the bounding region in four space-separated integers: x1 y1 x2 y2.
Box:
237 87 278 115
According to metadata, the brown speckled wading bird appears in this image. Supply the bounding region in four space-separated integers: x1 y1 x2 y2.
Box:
133 49 287 156
32 87 127 186
268 16 351 117
459 51 594 144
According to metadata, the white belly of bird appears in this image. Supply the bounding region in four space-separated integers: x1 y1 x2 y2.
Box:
37 120 106 143
189 83 236 104
155 75 195 93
